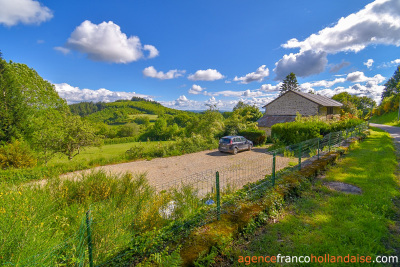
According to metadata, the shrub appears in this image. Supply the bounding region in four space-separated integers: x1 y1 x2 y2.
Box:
0 140 37 169
271 119 364 145
238 128 267 146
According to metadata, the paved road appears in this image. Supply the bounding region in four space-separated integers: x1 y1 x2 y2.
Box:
370 123 400 143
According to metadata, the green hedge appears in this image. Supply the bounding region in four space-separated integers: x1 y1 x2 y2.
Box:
271 119 364 145
238 128 267 146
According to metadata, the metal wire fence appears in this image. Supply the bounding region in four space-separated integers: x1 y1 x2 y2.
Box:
1 123 368 266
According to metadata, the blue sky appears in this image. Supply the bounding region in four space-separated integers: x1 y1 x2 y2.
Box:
1 0 400 110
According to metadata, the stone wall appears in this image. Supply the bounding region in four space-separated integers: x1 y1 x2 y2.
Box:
265 91 319 116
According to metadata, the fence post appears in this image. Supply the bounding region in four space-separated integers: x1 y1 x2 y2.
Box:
86 210 94 267
216 171 221 221
298 143 302 170
317 138 320 160
328 132 331 152
272 152 276 186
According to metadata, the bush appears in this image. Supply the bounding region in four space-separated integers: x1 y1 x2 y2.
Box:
271 119 364 145
238 128 267 146
0 140 37 169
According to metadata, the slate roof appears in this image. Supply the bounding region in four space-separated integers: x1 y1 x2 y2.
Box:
262 90 343 108
257 115 296 128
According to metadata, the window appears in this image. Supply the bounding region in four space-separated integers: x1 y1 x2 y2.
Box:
327 107 333 115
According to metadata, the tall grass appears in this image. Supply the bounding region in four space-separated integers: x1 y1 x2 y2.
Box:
0 171 208 266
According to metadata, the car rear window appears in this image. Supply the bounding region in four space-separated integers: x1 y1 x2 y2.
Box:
220 138 231 144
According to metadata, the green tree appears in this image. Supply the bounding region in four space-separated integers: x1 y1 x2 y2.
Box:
381 65 400 100
58 115 101 160
280 72 300 95
332 92 376 117
0 59 67 143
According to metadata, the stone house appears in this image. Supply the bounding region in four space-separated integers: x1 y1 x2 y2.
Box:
257 90 343 135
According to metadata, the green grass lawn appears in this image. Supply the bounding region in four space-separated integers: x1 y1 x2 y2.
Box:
230 128 400 266
370 111 400 126
128 114 158 121
48 140 174 166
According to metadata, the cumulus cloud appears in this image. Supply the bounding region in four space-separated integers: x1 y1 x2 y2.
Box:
188 69 225 81
259 83 281 92
54 83 151 104
364 59 374 68
318 83 384 104
329 61 351 73
301 78 346 89
391 59 400 64
233 65 270 84
276 0 400 79
63 20 158 63
274 50 328 80
143 66 185 80
282 0 400 53
346 71 385 84
143 45 159 58
188 84 206 95
0 0 53 26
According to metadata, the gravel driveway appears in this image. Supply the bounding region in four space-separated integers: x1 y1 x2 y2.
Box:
63 148 292 193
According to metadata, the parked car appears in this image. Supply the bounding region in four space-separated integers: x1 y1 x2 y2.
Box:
218 136 253 155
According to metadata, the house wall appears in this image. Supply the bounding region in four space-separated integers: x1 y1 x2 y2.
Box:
318 106 341 116
265 91 319 116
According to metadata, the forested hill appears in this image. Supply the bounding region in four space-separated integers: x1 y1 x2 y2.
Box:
69 98 194 124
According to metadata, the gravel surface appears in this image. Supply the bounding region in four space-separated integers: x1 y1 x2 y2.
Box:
62 147 293 190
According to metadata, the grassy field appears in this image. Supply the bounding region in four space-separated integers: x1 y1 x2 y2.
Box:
48 140 174 166
370 111 400 126
230 128 400 265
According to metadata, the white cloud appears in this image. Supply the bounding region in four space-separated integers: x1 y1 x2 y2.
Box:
276 0 400 79
54 83 151 104
259 83 281 92
318 83 384 104
188 84 206 95
391 59 400 64
0 0 53 26
64 20 158 63
302 78 346 89
282 0 400 53
188 69 225 81
54 46 71 55
346 71 385 84
364 59 374 68
143 66 185 80
233 65 270 84
143 45 159 58
274 50 328 80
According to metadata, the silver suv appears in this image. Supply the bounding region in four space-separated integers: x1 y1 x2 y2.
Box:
218 136 253 155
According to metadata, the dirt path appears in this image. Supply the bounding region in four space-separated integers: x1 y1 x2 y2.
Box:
61 148 292 191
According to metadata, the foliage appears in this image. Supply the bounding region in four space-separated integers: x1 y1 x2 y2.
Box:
238 128 266 146
279 72 300 95
332 92 376 118
0 140 37 169
69 101 107 117
381 65 400 100
0 59 67 144
58 115 102 160
271 118 364 144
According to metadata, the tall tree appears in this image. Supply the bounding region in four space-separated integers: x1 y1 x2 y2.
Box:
381 65 400 100
280 72 300 95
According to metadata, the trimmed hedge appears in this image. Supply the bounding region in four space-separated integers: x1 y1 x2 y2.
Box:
238 128 267 146
271 119 364 145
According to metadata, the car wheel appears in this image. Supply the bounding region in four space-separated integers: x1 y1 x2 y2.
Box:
233 147 238 155
248 145 252 151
